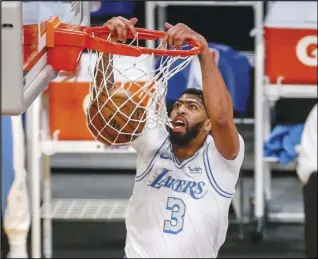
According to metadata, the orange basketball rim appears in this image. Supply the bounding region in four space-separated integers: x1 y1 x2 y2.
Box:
45 16 202 72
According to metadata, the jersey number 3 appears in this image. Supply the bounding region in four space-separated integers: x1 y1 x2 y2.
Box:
163 197 186 234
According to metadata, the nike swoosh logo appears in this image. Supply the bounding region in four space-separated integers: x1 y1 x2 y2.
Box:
160 153 172 160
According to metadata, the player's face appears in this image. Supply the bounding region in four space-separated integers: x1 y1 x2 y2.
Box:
168 94 209 146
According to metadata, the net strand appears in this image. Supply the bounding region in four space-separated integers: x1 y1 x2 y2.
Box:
86 33 196 145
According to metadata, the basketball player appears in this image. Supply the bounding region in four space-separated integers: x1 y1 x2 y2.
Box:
93 16 245 258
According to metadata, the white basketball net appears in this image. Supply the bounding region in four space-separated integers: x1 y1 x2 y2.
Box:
86 34 196 145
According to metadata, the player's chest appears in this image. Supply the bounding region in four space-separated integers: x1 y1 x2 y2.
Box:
145 152 208 200
155 149 205 177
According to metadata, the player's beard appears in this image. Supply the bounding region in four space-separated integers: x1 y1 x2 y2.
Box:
168 120 205 146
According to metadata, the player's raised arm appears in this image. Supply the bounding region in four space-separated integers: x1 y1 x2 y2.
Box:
162 23 240 160
94 52 114 94
94 17 138 92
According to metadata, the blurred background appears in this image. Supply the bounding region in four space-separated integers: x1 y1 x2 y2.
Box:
1 1 317 258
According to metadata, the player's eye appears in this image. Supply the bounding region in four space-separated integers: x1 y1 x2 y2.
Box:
189 104 197 110
174 103 181 109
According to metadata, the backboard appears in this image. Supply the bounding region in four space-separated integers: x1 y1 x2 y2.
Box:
1 1 90 115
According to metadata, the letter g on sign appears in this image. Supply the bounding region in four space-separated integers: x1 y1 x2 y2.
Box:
296 35 318 67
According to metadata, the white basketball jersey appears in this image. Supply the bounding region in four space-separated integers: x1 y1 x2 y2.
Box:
126 122 245 258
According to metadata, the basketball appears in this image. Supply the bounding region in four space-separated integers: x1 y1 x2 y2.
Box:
87 87 147 145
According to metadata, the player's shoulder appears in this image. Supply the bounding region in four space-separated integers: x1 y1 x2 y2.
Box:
204 133 245 169
205 133 244 150
202 134 244 194
132 122 169 153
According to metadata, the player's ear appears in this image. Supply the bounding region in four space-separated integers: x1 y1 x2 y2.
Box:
204 119 211 132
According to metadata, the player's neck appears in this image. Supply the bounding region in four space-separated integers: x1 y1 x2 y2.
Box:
172 138 205 162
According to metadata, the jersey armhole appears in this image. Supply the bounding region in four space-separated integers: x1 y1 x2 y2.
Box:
202 144 235 199
202 134 245 199
216 134 245 170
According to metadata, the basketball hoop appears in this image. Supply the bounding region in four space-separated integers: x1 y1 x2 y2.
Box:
45 16 201 145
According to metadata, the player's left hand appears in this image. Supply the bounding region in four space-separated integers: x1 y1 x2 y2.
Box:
162 23 209 53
